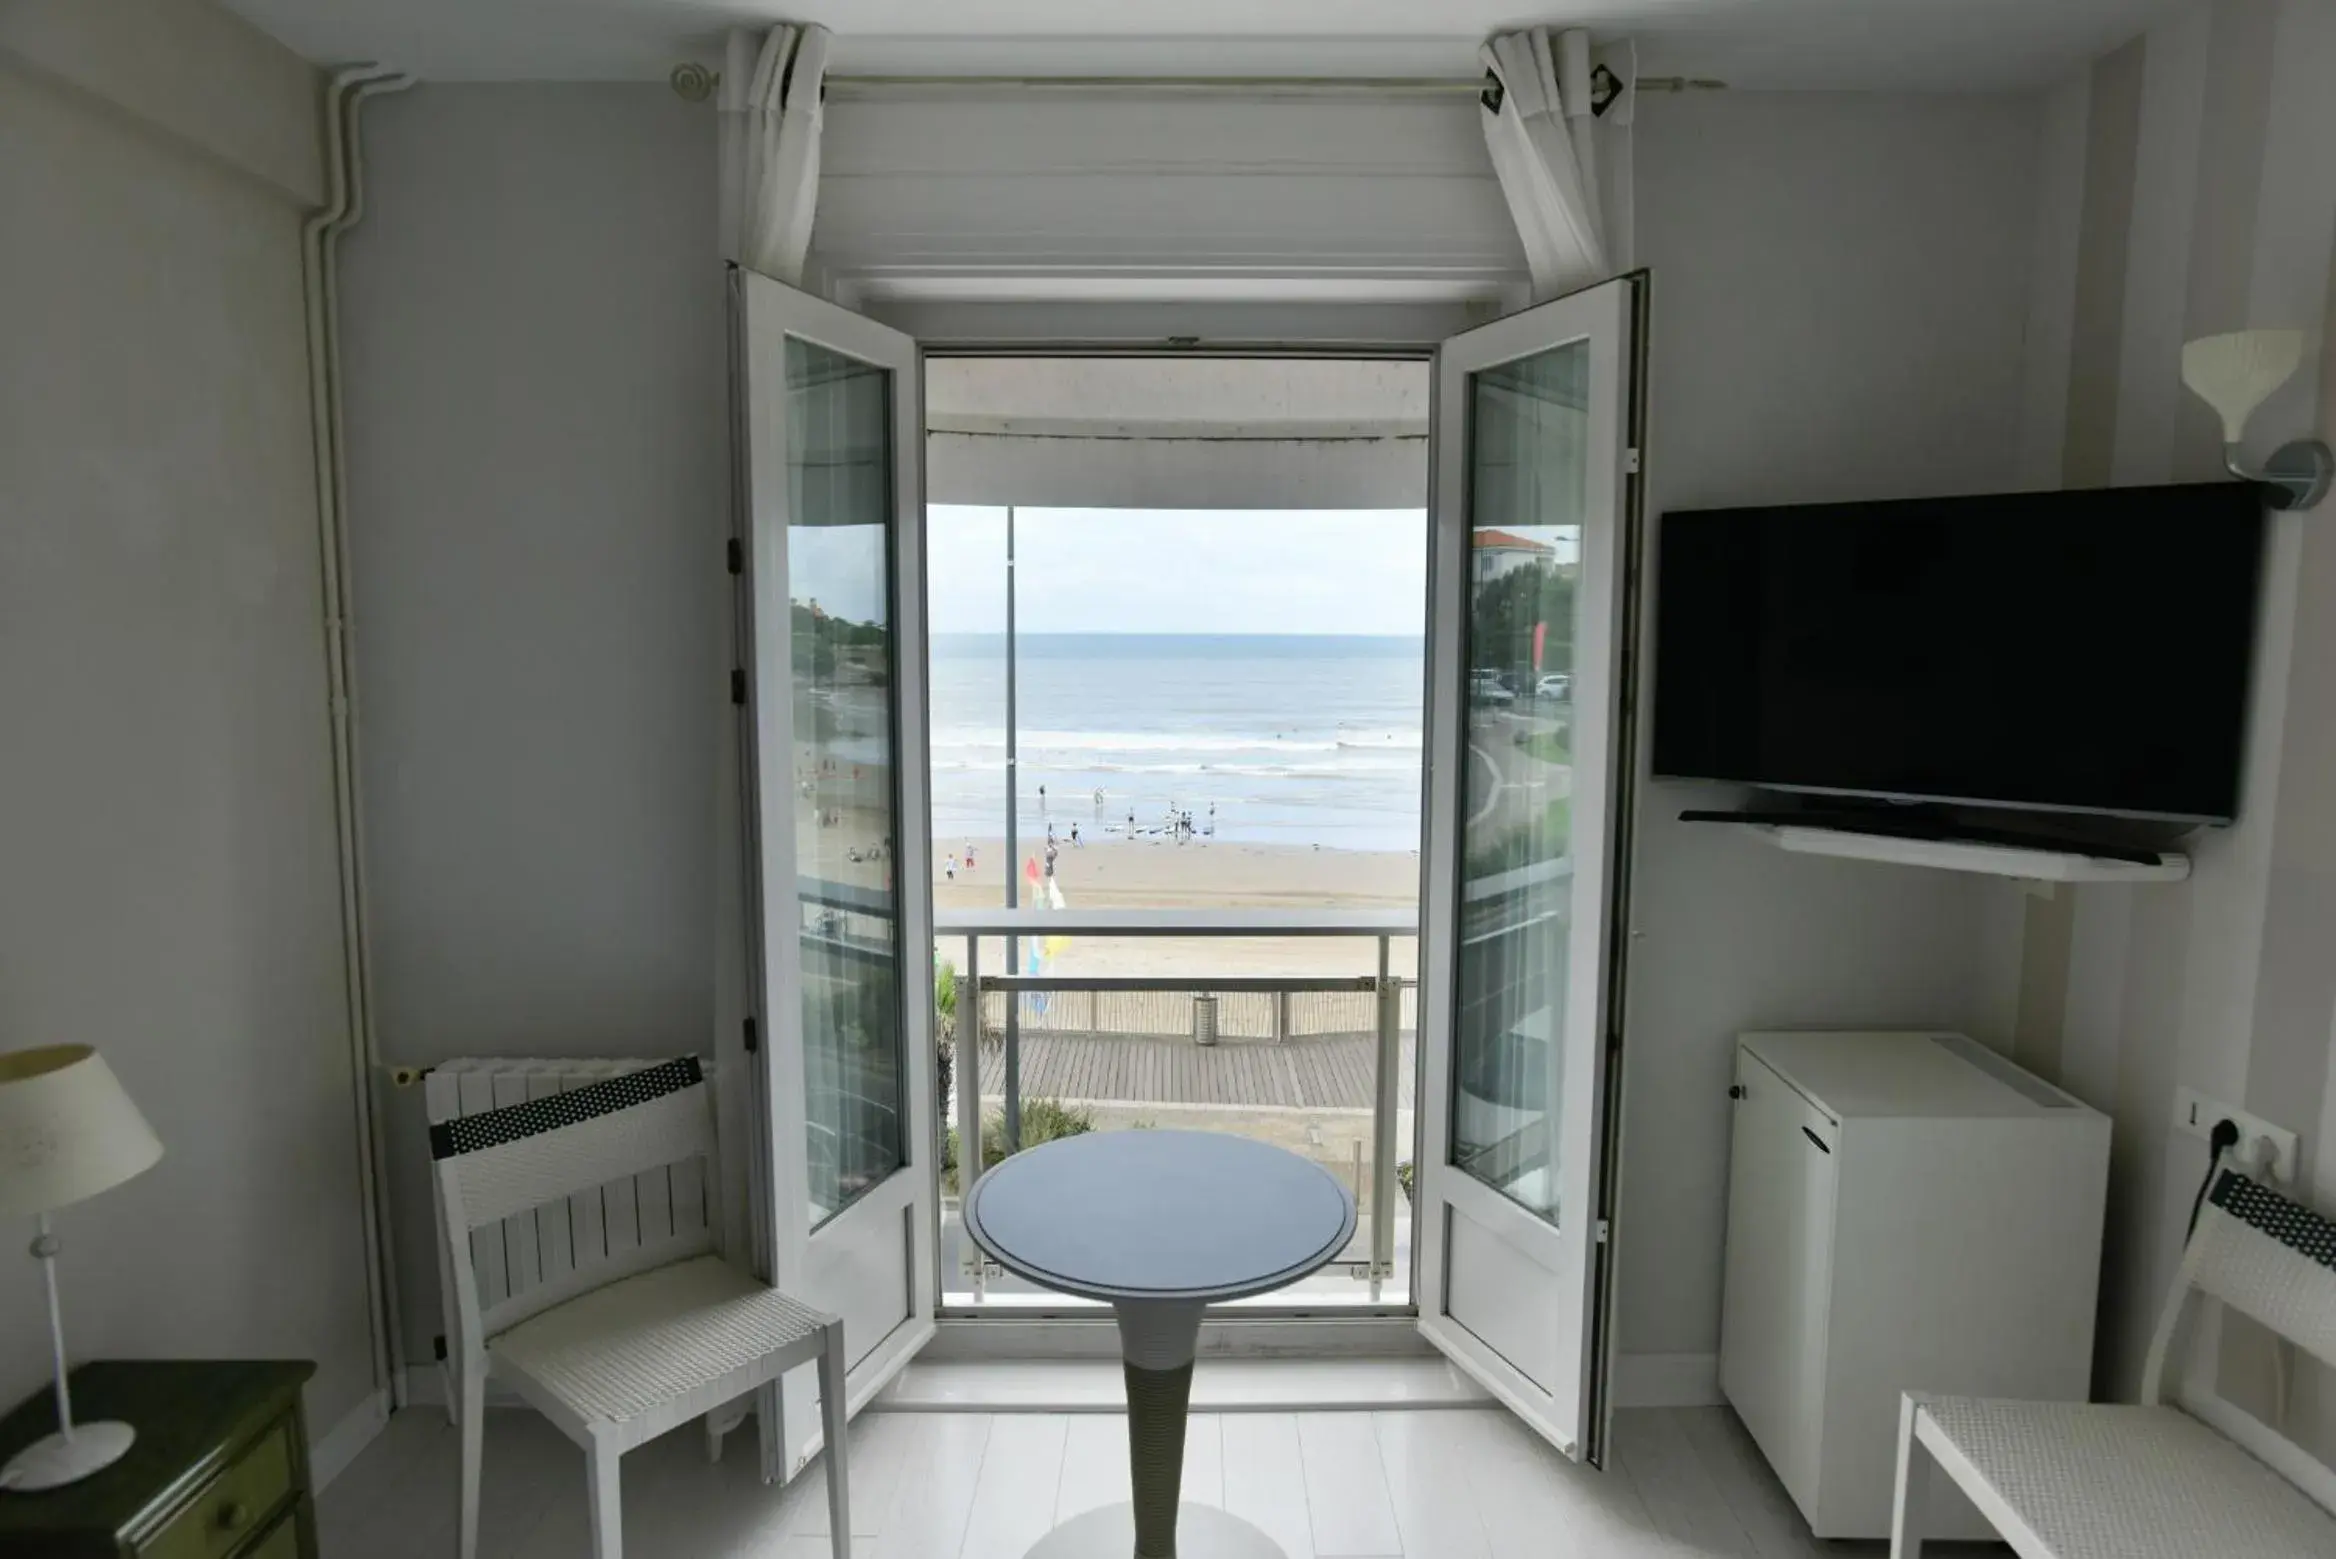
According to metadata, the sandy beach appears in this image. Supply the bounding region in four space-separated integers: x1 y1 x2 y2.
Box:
932 835 1420 979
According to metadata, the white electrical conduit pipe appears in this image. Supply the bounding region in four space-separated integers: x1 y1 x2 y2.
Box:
302 62 416 1411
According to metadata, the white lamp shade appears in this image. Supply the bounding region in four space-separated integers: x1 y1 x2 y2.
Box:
2181 329 2305 444
0 1046 163 1218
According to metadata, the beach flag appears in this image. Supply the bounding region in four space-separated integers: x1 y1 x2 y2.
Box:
1018 877 1072 1017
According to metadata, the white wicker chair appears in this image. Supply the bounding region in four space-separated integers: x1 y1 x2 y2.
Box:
431 1057 849 1559
1891 1163 2336 1557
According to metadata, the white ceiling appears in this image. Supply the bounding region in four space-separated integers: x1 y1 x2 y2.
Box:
225 0 2191 91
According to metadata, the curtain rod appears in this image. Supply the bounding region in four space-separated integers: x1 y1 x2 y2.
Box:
668 63 1724 101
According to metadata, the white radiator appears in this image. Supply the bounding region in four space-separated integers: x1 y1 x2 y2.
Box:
423 1057 716 1366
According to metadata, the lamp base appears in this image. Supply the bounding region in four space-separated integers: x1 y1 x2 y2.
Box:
2 1421 135 1491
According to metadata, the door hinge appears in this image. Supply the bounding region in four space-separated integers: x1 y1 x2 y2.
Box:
726 537 744 575
743 1016 759 1054
1594 1218 1611 1245
730 668 747 706
1623 447 1642 475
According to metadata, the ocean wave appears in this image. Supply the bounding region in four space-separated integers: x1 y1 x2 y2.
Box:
930 728 1351 755
1335 728 1424 750
1251 761 1421 778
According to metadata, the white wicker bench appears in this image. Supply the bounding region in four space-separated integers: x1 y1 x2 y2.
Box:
1891 1165 2336 1557
432 1057 849 1559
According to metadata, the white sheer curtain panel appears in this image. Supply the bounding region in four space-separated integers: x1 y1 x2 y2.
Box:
1480 28 1627 304
720 23 833 285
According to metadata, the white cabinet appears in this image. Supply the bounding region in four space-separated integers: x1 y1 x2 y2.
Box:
1718 1030 2110 1540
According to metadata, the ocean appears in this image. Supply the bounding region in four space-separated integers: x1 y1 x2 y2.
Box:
929 634 1425 853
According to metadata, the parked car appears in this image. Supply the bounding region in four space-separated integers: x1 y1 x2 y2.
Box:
1536 673 1572 700
1469 669 1516 706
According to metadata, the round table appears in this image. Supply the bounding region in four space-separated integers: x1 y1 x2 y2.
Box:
962 1130 1357 1559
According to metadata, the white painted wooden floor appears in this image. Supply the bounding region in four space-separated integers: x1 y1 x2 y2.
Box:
319 1403 2008 1558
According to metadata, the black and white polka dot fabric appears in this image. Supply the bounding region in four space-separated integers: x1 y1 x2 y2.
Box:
2207 1170 2336 1272
429 1057 704 1160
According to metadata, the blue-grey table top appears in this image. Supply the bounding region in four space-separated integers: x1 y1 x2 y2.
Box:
962 1129 1358 1303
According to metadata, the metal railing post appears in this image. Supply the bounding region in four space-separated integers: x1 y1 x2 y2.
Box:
1002 505 1020 1157
1273 989 1290 1046
1371 934 1401 1301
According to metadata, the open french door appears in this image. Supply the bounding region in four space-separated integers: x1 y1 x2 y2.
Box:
729 267 938 1481
1415 275 1645 1463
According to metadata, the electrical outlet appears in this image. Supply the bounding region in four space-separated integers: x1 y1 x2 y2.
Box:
2173 1087 2300 1183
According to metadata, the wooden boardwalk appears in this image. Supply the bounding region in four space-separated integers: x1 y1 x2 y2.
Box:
978 1031 1418 1111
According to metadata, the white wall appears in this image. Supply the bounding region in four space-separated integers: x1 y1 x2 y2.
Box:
1615 93 2044 1373
0 0 378 1442
337 84 729 1364
2008 0 2336 1455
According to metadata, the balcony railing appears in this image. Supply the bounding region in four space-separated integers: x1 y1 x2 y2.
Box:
937 907 1416 1306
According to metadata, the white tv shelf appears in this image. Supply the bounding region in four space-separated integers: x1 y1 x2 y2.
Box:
1753 824 2190 883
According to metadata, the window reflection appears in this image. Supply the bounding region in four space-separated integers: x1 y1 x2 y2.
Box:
786 336 905 1226
1452 341 1589 1224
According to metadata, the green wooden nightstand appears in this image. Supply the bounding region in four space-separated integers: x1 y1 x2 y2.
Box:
0 1361 317 1559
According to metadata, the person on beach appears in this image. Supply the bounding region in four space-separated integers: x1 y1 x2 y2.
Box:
1070 822 1081 847
1039 783 1048 816
1044 840 1059 879
1094 787 1105 819
965 845 976 873
944 854 956 881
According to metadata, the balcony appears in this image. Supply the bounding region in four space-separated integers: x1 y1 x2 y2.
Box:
937 907 1416 1309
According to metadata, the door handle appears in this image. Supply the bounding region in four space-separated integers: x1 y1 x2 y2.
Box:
1801 1126 1831 1154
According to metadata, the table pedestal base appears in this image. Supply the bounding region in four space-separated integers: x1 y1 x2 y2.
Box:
1025 1501 1286 1558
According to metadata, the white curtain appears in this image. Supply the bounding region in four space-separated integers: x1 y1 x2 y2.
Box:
1480 28 1627 303
719 24 833 286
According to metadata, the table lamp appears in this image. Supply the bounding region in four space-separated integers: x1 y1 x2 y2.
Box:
0 1045 163 1492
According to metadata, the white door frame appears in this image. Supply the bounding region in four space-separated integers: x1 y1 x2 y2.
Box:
729 266 940 1481
1413 276 1643 1462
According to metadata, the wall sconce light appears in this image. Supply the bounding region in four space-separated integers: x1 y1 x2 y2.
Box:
2180 329 2332 510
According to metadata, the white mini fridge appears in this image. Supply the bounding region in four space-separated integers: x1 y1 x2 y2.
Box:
1718 1030 2110 1540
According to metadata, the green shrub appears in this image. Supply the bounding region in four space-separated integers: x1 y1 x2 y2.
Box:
934 957 958 1108
941 1096 1096 1195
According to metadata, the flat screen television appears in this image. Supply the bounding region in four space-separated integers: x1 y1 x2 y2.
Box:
1651 483 2266 823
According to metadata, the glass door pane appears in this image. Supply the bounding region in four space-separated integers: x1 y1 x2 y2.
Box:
785 335 906 1228
1417 275 1635 1462
1452 340 1589 1224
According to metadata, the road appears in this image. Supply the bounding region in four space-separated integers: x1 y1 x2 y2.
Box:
1464 701 1574 855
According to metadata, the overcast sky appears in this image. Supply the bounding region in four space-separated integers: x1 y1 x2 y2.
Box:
922 507 1427 635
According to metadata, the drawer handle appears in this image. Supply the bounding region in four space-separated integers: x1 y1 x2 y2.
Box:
1801 1126 1832 1154
216 1499 252 1533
